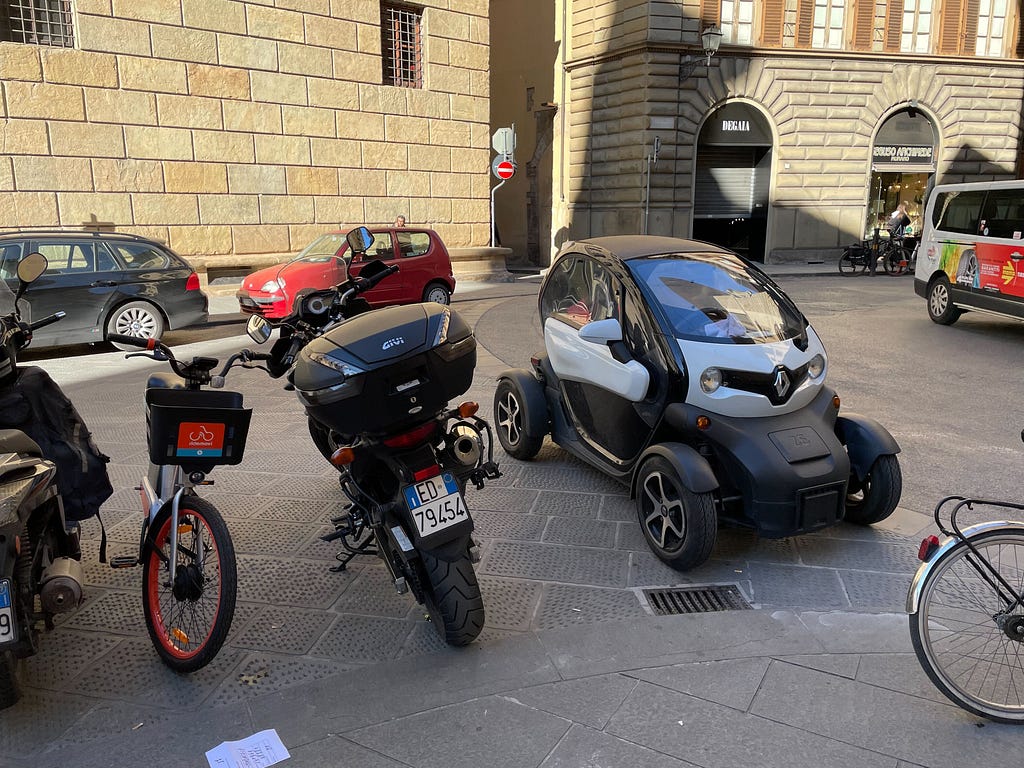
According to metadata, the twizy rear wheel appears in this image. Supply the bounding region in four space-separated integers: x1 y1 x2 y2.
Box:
635 457 716 571
844 454 901 525
910 530 1024 723
494 377 545 460
142 497 237 672
416 549 485 646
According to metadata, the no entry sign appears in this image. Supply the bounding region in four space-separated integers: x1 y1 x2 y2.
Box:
492 158 515 180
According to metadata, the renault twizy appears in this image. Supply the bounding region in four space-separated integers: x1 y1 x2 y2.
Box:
494 236 902 571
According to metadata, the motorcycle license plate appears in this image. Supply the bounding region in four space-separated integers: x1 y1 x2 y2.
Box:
403 473 468 537
0 579 16 645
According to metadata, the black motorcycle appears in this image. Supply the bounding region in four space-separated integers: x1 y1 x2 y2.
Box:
0 253 96 708
246 226 499 646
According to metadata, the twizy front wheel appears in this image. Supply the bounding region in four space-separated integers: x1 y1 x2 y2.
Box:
417 549 485 646
635 457 716 571
142 497 237 672
844 454 901 525
910 529 1024 723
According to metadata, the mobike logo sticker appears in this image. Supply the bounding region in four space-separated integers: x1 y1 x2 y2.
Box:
176 422 225 457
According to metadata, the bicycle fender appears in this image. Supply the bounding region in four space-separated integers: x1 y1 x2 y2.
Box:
630 442 718 499
906 520 1024 614
835 413 900 480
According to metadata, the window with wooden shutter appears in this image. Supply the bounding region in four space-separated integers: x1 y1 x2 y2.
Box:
884 0 906 51
760 0 785 46
937 0 965 53
700 0 722 29
852 0 875 50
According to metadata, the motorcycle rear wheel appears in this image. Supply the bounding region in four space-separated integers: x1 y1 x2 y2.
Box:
0 650 20 710
142 497 237 673
417 549 485 646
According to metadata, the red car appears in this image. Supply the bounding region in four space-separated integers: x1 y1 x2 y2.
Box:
236 227 456 319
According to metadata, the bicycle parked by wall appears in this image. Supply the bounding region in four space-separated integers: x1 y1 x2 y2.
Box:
907 474 1024 723
839 232 912 276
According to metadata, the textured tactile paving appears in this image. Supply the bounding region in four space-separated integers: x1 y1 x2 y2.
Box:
256 473 345 500
309 614 411 662
231 605 337 654
511 465 625 494
478 575 543 631
534 583 647 630
236 554 358 609
330 564 418 618
533 490 601 517
0 689 96 759
543 517 618 548
64 589 145 635
599 494 635 522
615 521 649 552
472 509 548 540
20 628 121 692
67 637 243 707
207 651 355 707
747 562 851 609
234 450 327 475
713 528 801 563
794 537 919 573
250 496 347 523
837 569 914 611
466 485 540 512
228 519 311 556
481 541 630 587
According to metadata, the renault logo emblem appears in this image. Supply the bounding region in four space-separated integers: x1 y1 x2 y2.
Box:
773 367 791 399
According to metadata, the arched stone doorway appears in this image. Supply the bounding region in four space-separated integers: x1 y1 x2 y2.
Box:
692 103 773 262
867 107 938 241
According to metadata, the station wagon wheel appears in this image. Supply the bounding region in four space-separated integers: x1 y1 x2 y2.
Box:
107 301 164 350
423 282 451 305
926 277 962 325
635 456 716 571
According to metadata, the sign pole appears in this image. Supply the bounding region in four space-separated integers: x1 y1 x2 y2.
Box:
490 179 507 247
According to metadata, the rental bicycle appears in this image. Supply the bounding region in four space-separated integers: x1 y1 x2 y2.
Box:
908 489 1024 723
838 236 911 275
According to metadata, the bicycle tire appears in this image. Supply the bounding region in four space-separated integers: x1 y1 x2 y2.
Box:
838 251 861 274
142 496 237 673
909 529 1024 723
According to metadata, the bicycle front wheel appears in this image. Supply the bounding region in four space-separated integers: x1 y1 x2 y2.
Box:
142 496 237 673
910 529 1024 723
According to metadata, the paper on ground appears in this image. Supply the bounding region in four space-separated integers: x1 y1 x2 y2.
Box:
205 728 290 768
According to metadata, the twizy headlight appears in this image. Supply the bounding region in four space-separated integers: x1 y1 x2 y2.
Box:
308 352 363 378
699 367 722 393
807 354 826 379
260 279 282 294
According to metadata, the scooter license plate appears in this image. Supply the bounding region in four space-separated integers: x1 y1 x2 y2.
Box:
0 579 16 645
403 473 468 537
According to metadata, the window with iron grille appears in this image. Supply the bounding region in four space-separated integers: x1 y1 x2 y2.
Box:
1 0 75 47
381 3 422 88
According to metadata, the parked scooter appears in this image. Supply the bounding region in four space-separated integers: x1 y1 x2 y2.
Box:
0 253 95 708
246 226 499 645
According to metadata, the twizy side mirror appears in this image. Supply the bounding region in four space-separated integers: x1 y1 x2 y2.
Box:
15 252 48 304
579 318 623 345
246 315 272 344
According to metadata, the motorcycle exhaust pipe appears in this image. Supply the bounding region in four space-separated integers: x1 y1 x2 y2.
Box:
39 557 83 614
447 425 483 467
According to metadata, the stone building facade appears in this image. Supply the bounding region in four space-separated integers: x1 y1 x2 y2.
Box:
0 0 491 272
493 0 1024 265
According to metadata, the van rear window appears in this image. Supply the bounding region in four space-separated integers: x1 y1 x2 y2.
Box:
933 191 986 235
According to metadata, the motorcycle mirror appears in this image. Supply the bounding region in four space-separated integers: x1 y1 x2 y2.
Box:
246 315 272 344
346 226 374 255
17 252 47 285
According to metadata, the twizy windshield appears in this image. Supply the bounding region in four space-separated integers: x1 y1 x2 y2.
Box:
629 253 806 344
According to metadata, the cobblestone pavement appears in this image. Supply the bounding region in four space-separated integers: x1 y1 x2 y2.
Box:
0 285 963 765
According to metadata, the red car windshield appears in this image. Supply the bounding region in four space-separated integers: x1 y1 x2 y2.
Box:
290 233 348 264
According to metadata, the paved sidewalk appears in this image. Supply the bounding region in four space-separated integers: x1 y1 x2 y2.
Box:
3 264 994 768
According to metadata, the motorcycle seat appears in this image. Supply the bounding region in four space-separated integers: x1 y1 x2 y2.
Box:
0 428 42 457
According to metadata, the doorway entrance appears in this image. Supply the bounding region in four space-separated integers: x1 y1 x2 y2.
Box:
867 107 937 243
693 103 773 261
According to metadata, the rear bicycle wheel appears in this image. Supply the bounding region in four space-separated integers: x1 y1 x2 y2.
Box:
838 251 859 274
910 529 1024 723
142 496 237 673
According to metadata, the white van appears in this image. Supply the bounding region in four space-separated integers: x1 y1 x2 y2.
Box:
915 179 1024 325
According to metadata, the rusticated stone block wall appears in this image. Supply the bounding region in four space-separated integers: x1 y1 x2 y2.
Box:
0 0 491 261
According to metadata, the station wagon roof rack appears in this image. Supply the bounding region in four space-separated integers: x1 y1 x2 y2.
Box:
0 228 158 243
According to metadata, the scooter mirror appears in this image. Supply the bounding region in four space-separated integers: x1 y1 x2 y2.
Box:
346 226 374 255
246 315 272 344
579 317 623 345
17 252 47 285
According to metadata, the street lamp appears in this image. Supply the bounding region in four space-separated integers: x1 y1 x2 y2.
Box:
680 25 723 80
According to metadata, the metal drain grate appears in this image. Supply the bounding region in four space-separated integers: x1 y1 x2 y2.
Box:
642 584 752 615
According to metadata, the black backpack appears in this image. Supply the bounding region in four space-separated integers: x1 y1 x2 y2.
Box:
0 366 113 523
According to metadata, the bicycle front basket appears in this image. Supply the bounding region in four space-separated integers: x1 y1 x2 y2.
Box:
146 388 252 470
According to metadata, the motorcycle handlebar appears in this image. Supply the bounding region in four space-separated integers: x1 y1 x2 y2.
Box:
108 334 158 350
30 311 65 332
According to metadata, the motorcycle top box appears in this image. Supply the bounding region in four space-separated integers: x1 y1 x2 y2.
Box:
494 235 903 571
292 302 476 437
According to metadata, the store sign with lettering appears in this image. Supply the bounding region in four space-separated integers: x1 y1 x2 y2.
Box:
872 145 934 164
722 120 751 132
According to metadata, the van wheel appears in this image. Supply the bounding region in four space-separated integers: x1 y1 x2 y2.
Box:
423 282 451 305
107 301 164 349
635 457 716 571
926 277 962 325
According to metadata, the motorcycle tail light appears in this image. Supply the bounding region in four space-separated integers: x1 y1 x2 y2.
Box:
383 421 438 449
457 401 479 418
330 446 355 467
918 535 940 561
414 465 441 482
185 272 201 291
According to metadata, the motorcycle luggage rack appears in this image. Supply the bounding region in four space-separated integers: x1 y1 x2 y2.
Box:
146 388 252 471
